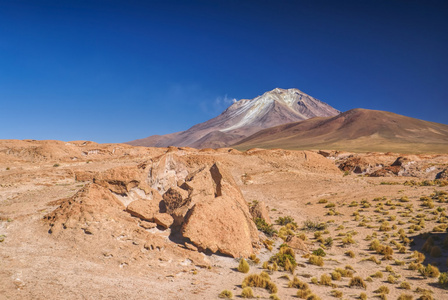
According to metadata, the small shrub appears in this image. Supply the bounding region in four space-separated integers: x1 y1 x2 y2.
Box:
53 163 60 167
238 259 250 273
288 276 308 289
334 267 353 278
419 264 440 278
242 273 277 294
439 272 448 289
397 294 413 300
276 216 297 227
345 250 355 258
269 246 296 271
312 248 326 257
364 255 381 265
262 261 269 269
263 239 274 251
331 271 342 280
319 274 332 286
255 218 277 237
306 293 321 300
374 286 390 294
241 287 254 298
324 237 333 248
341 234 355 246
359 292 367 300
331 290 343 298
348 276 366 289
219 290 233 298
411 250 425 263
408 262 422 270
303 219 327 231
296 288 311 299
249 254 260 264
308 255 324 266
269 294 280 300
371 271 383 278
387 275 397 284
400 281 411 290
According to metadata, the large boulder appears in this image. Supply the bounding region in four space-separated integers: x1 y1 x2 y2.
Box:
179 162 259 258
181 196 256 258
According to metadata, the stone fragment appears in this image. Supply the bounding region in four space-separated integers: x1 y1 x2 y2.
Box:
250 200 272 224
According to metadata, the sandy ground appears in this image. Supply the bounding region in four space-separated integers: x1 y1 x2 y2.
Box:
0 142 447 300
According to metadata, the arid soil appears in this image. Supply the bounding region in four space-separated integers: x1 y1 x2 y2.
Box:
0 140 447 300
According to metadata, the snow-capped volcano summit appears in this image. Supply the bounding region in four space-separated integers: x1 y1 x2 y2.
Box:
127 88 340 148
220 88 339 132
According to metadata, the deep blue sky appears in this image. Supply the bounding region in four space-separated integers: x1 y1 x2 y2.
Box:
1 0 447 143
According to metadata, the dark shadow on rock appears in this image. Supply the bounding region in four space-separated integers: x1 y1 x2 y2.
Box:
168 228 190 245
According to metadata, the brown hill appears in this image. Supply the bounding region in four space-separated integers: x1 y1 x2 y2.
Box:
233 108 448 154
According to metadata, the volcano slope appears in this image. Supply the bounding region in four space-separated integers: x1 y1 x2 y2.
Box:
233 108 448 154
1 140 448 299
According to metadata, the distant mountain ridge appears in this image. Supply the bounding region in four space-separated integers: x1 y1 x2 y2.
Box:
127 88 340 148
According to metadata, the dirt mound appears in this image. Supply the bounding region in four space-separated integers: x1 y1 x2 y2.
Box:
44 183 128 236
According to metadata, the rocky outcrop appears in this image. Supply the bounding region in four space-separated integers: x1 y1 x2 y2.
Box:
46 153 260 258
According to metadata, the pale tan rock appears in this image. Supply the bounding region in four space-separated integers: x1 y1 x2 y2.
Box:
94 166 145 194
286 236 309 253
181 166 215 199
126 200 160 221
181 196 257 258
184 242 198 251
153 213 174 229
139 221 157 229
180 163 259 258
250 200 271 224
171 205 190 227
148 153 189 193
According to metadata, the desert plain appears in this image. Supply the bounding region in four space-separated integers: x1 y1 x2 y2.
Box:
0 139 447 300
